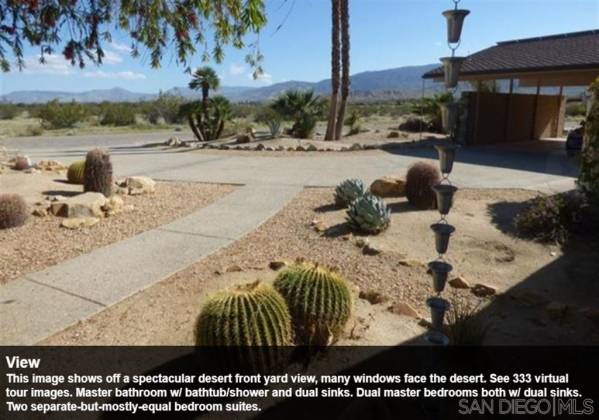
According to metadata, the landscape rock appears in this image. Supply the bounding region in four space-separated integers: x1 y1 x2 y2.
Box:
398 259 425 269
311 219 328 233
35 160 68 172
102 196 124 216
362 243 382 256
353 237 368 248
61 217 100 229
225 265 243 273
126 176 156 195
32 208 48 217
166 137 181 147
306 144 318 152
448 276 470 289
387 131 400 139
255 143 265 151
349 143 362 151
388 302 419 318
51 193 107 218
269 261 288 271
295 146 306 152
369 176 406 198
471 283 497 298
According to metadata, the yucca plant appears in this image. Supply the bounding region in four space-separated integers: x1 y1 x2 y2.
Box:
405 161 441 210
195 281 293 372
346 192 391 234
335 178 365 207
0 193 28 229
274 261 352 346
67 160 85 184
84 149 113 197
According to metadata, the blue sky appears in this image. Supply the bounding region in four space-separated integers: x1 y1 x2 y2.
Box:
1 0 597 94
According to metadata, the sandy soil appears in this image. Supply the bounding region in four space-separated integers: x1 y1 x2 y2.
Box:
43 187 599 346
0 171 234 284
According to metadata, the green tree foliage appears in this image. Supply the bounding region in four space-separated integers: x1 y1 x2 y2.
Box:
0 0 267 73
0 104 20 120
182 95 232 141
100 103 136 126
579 78 599 204
254 106 282 138
271 90 326 139
37 100 87 129
144 93 185 124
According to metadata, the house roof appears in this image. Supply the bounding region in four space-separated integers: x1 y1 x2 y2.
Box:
423 30 599 80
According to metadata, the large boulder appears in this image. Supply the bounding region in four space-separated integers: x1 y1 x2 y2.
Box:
369 176 406 198
50 192 107 218
125 176 156 195
236 134 252 144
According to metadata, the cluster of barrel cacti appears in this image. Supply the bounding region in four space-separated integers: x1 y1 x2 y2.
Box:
0 193 28 229
405 161 441 210
83 149 112 197
196 261 353 358
67 161 85 184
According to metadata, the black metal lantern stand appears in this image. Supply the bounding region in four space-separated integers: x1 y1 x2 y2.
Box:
425 0 469 346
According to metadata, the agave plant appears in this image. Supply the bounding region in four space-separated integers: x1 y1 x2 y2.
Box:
346 192 391 234
334 178 365 207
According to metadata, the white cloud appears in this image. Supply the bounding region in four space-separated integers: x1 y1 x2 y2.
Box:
102 50 123 65
248 71 273 84
229 63 245 76
109 41 131 53
83 70 146 80
21 55 72 75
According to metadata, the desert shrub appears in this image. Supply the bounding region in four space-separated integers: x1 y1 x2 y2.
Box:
0 104 20 120
37 100 87 129
405 162 441 209
67 161 85 184
0 194 28 229
100 103 136 126
24 125 44 136
254 106 282 138
270 90 326 139
566 102 586 117
274 262 352 346
344 111 362 136
346 192 391 234
84 149 113 197
446 303 489 346
144 93 184 124
399 117 432 133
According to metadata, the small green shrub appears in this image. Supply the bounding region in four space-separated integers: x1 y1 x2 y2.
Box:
101 104 136 126
346 192 391 234
254 107 282 138
0 194 28 229
144 93 185 124
84 149 113 197
405 162 441 210
334 178 365 207
37 100 87 129
274 262 352 346
344 111 362 136
446 303 489 346
67 161 85 184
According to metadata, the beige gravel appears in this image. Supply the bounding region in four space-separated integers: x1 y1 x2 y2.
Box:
0 181 234 284
43 187 599 346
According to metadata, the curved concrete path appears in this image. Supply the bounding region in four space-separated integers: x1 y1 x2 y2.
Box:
0 133 578 344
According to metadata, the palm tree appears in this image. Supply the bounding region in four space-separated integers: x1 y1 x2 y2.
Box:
189 66 220 109
271 90 326 138
209 95 232 139
325 0 341 141
334 0 350 140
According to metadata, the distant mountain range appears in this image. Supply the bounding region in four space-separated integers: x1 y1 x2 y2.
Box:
1 64 441 104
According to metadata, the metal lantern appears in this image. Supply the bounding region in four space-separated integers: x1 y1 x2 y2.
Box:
440 102 459 135
435 143 459 174
427 297 451 330
440 56 466 89
442 9 470 43
430 223 455 254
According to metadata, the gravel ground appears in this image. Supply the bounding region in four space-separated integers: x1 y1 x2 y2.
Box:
0 181 234 284
43 187 599 346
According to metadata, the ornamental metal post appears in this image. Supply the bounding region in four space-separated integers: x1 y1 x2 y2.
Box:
424 0 469 346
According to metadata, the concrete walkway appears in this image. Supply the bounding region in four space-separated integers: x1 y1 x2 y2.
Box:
0 133 579 344
0 184 301 345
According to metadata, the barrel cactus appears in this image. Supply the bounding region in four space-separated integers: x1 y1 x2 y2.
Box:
405 161 441 210
274 261 352 346
0 194 28 229
346 192 391 234
84 149 113 197
196 281 292 372
335 178 365 207
67 161 85 184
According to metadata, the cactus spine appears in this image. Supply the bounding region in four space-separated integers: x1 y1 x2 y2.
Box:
84 149 113 197
67 161 85 184
274 262 352 346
